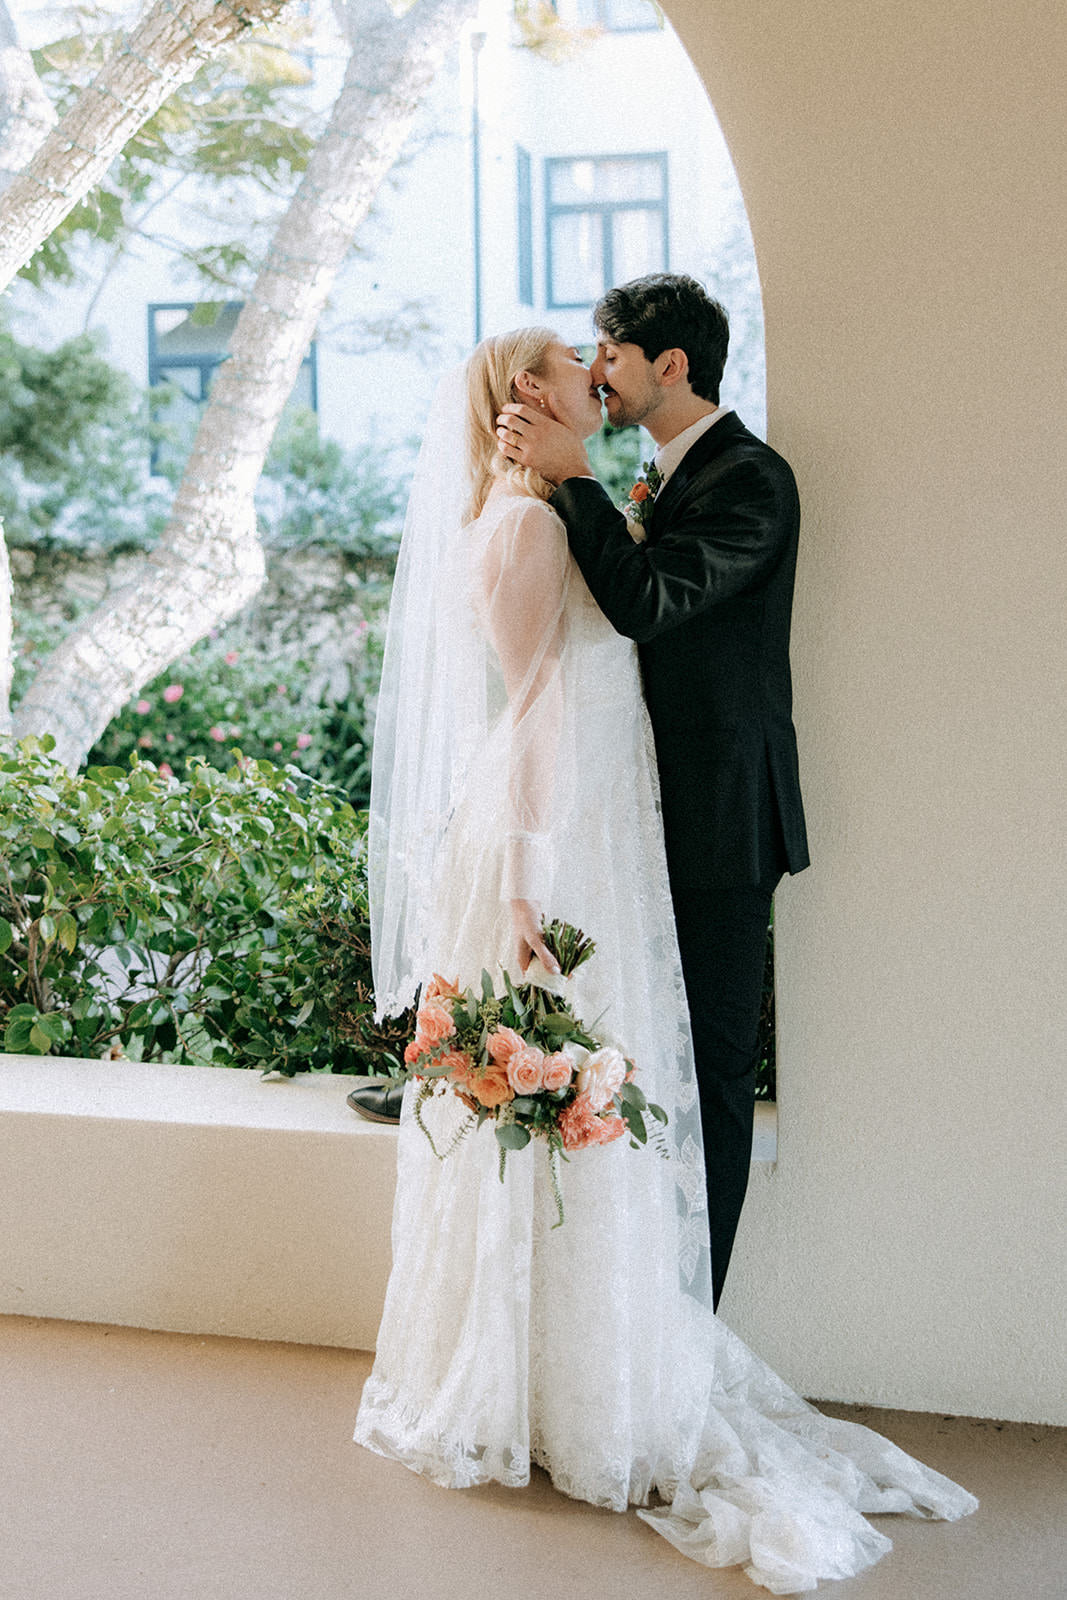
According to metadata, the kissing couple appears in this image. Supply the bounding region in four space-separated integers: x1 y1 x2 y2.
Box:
351 273 976 1592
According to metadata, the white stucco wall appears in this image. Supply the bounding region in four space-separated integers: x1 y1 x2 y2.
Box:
668 0 1067 1423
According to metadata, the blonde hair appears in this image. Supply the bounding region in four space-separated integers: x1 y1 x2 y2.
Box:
465 328 559 520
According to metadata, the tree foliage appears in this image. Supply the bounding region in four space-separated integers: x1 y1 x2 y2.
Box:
21 20 316 289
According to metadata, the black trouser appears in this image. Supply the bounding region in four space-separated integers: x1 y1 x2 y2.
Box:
669 878 776 1309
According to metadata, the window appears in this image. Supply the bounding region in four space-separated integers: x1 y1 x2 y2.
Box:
516 147 533 306
573 0 659 31
148 302 317 471
545 154 668 309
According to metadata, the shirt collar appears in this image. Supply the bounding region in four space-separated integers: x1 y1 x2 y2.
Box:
653 407 730 486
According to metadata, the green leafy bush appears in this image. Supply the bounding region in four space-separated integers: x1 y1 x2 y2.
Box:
0 738 412 1075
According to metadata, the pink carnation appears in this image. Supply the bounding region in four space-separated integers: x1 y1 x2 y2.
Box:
559 1092 627 1153
542 1051 573 1091
507 1045 545 1095
162 684 183 703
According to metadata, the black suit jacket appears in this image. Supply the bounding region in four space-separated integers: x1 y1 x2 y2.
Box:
551 412 809 892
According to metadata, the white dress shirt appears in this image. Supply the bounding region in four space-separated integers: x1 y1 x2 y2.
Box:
652 406 730 488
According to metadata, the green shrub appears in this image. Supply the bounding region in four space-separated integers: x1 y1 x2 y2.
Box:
0 738 412 1075
85 627 384 808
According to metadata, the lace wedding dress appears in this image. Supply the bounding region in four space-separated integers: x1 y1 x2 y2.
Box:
355 389 976 1593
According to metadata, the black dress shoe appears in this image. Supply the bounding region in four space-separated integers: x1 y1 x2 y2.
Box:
346 1080 406 1123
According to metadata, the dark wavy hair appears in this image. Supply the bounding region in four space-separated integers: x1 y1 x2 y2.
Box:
593 273 730 404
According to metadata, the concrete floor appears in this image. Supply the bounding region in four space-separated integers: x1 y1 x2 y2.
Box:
1 1315 1063 1600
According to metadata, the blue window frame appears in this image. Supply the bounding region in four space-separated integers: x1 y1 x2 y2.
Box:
573 0 659 31
517 146 534 306
147 301 318 471
544 153 668 310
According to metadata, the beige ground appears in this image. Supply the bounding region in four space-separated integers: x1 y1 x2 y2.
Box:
2 1315 1062 1600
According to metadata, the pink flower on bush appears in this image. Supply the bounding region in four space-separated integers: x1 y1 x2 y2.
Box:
166 734 175 744
542 1051 573 1091
224 651 239 666
295 732 313 750
157 762 174 780
209 725 226 742
486 1026 524 1067
272 741 283 753
507 1045 545 1095
559 1093 626 1152
162 684 183 704
137 734 153 749
135 699 151 715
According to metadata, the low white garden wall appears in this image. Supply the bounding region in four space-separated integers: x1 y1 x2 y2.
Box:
0 1053 776 1355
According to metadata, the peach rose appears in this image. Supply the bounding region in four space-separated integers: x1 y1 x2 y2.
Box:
469 1062 514 1108
434 1049 474 1084
542 1051 573 1091
403 1038 426 1066
575 1047 627 1113
559 1092 627 1152
486 1026 524 1067
415 1000 456 1045
629 480 650 503
507 1045 545 1095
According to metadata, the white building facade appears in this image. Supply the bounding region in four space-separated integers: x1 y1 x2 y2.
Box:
8 0 762 456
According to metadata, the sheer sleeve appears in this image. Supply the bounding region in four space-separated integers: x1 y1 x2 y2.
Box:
477 497 571 906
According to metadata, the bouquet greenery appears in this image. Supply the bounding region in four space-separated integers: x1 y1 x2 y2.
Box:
401 920 666 1225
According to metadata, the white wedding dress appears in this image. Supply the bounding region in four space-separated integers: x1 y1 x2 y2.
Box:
356 467 976 1592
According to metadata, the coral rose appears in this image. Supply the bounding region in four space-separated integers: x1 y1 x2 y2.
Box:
575 1047 627 1112
629 480 650 503
507 1045 545 1095
486 1026 524 1067
542 1051 573 1091
425 973 462 1001
403 1038 426 1066
415 1000 456 1045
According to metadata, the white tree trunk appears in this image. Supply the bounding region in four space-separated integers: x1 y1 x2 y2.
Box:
0 0 293 293
0 519 12 736
13 0 476 766
0 0 56 193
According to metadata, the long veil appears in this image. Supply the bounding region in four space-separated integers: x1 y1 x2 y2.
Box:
368 363 482 1019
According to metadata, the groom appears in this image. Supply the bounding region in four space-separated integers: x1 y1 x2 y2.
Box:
497 273 809 1308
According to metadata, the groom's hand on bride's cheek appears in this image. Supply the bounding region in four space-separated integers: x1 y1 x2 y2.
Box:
495 403 591 486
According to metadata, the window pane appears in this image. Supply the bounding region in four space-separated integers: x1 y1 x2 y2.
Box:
153 304 240 359
573 0 657 29
549 156 661 206
549 212 603 305
611 207 665 282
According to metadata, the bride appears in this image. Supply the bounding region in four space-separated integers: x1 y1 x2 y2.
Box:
354 329 976 1594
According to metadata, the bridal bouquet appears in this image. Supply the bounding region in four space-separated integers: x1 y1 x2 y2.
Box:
401 920 666 1225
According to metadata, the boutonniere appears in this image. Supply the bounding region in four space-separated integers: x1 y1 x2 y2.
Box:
621 460 663 534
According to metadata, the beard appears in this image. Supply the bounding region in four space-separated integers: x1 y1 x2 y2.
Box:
603 387 657 430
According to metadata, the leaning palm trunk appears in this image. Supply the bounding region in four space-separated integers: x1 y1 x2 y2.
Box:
12 0 476 766
0 0 292 292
